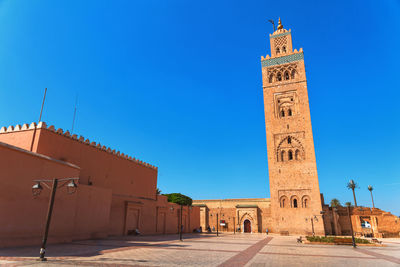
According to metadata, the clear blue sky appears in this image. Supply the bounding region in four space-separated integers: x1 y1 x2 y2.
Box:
0 1 399 215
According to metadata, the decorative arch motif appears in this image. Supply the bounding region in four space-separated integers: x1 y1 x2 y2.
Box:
284 71 289 80
302 195 311 208
269 74 274 83
277 72 282 81
280 195 288 208
266 63 298 84
276 93 296 118
239 213 255 233
276 135 305 162
290 195 299 208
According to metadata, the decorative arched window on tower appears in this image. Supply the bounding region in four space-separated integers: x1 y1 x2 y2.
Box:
288 109 292 116
277 136 305 163
288 150 293 160
280 150 286 162
291 69 296 79
276 47 280 54
280 196 288 208
277 72 282 81
293 199 298 208
302 195 310 208
295 149 301 160
282 46 286 53
284 71 289 80
280 109 285 118
269 74 274 83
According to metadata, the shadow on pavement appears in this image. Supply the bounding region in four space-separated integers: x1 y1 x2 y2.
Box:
0 233 218 259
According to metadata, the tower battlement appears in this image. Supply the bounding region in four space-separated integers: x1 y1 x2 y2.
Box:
0 122 157 170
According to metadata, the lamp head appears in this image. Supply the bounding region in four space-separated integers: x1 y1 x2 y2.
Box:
32 182 43 196
67 179 78 194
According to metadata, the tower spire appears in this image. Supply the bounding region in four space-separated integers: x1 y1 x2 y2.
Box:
277 17 283 30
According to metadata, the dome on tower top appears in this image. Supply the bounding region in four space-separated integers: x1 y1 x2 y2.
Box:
273 18 288 35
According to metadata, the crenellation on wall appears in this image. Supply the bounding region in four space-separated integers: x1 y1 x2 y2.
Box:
29 122 36 129
0 122 158 170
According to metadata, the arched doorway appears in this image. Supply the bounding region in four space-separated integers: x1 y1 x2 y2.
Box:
244 219 251 233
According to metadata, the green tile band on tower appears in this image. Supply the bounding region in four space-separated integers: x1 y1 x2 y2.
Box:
261 52 304 67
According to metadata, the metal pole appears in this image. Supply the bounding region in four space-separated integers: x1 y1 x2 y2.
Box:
216 213 219 237
347 206 356 248
39 178 58 261
71 94 78 134
30 88 47 151
179 205 183 241
233 217 235 234
311 218 315 237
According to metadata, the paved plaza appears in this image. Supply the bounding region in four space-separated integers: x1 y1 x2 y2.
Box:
0 233 399 266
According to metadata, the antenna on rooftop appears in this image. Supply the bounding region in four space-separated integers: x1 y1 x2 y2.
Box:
30 88 47 151
71 94 78 134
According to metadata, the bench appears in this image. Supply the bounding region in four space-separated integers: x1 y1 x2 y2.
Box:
334 238 353 245
280 231 289 236
371 238 382 244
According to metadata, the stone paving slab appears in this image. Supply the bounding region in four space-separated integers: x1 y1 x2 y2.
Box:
246 253 399 267
0 234 399 266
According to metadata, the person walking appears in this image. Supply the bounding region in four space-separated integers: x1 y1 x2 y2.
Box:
266 228 269 235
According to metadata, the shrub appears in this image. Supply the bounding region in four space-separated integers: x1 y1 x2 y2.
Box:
163 193 193 206
306 236 371 244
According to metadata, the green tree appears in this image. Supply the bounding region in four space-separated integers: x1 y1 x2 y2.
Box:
156 188 161 195
347 179 358 207
368 185 375 209
330 198 341 208
163 193 193 206
345 202 352 207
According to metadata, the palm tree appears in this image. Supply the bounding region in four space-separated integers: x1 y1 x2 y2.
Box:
368 185 375 209
347 179 358 207
330 198 341 208
345 202 352 207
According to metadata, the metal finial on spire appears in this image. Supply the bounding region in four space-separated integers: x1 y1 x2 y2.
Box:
277 17 283 30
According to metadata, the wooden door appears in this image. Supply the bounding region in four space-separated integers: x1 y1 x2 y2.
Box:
244 219 251 233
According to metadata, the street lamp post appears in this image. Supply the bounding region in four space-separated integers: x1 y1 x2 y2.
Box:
32 177 79 261
233 217 235 234
306 215 319 237
216 213 219 237
179 205 183 241
311 218 315 237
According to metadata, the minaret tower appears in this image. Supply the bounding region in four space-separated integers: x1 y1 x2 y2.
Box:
261 19 325 235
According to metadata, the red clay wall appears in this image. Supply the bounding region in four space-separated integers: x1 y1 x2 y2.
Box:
0 142 80 247
0 142 114 247
0 123 200 244
34 128 158 200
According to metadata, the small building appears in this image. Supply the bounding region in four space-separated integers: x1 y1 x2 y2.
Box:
193 198 271 233
0 122 199 248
